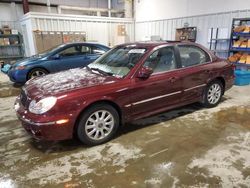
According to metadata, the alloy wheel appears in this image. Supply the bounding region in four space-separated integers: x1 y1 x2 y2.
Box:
85 110 114 140
207 83 222 104
30 70 46 78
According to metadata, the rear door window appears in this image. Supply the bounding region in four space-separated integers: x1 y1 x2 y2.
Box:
178 45 211 68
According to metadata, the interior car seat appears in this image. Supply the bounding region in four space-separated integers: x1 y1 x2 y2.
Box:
187 52 201 66
154 48 175 72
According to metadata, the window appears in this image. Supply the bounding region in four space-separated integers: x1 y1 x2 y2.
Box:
92 46 106 55
143 47 177 73
59 45 82 57
178 45 210 67
88 47 146 77
81 45 91 54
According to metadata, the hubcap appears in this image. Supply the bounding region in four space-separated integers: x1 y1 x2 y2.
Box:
85 110 114 140
31 70 46 78
207 83 221 104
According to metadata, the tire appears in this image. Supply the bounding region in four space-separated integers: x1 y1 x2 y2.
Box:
202 80 224 108
76 104 119 146
27 68 48 80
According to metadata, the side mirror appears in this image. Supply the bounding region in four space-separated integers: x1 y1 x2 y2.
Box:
52 54 61 60
137 66 153 79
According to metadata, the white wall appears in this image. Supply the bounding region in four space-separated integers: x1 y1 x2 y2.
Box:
20 12 134 56
0 3 23 22
135 0 188 22
135 0 250 22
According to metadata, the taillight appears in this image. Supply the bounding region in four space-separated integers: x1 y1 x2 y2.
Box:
232 64 236 71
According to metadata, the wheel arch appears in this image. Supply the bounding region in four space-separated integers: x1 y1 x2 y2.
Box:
73 100 123 137
212 76 225 94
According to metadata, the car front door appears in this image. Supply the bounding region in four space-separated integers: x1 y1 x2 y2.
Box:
50 44 91 72
130 46 183 118
176 45 213 102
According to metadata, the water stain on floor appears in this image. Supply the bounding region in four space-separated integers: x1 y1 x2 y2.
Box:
0 82 21 98
0 105 249 188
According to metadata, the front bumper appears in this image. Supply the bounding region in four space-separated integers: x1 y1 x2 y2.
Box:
8 68 28 83
15 97 75 141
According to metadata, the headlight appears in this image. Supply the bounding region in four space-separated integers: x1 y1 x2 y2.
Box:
29 97 57 114
15 65 26 70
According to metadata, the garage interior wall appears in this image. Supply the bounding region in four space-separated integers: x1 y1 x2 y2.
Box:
135 0 250 22
135 9 250 49
2 0 250 57
20 12 134 56
135 0 250 56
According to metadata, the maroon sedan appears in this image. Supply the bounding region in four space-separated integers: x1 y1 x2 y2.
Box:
15 41 234 145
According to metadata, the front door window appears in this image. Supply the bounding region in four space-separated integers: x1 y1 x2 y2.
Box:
143 47 177 73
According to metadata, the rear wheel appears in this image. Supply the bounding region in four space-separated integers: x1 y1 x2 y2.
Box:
76 104 119 146
27 68 48 80
202 80 224 108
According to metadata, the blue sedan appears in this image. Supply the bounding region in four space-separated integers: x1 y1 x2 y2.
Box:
1 42 110 83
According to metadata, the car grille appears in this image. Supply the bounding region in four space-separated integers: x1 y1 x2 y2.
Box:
20 89 28 107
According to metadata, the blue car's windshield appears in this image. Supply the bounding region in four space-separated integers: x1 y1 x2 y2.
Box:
88 46 147 78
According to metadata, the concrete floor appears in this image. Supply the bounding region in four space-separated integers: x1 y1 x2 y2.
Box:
0 72 250 188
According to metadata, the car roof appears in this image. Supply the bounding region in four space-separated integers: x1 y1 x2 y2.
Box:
116 41 195 49
63 42 110 48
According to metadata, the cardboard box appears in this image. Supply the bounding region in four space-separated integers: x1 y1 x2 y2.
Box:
239 54 247 63
11 29 18 35
233 40 242 47
243 26 250 33
3 29 11 35
118 25 126 36
240 41 248 48
0 38 4 45
246 55 250 64
3 38 10 45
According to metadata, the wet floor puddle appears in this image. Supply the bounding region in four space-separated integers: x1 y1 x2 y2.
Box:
0 105 249 187
0 83 21 98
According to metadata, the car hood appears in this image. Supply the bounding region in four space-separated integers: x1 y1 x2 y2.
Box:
24 68 118 98
14 55 43 67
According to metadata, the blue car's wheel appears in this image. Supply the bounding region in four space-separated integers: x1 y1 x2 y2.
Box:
27 68 48 80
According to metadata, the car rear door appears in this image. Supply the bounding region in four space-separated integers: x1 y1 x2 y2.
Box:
129 46 183 118
176 44 213 102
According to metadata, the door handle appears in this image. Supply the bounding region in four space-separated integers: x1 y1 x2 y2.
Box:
168 77 177 82
205 70 212 74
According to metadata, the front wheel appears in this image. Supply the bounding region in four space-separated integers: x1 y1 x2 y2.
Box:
202 80 224 108
76 104 119 146
27 68 48 80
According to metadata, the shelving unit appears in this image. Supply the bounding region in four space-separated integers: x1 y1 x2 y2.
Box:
228 18 250 70
208 28 230 58
0 33 24 63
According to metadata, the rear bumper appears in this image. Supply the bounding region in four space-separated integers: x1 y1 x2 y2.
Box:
225 77 235 91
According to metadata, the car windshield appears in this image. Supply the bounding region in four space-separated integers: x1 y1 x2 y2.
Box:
88 46 147 78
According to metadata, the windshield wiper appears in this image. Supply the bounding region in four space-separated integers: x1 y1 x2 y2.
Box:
87 66 113 76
